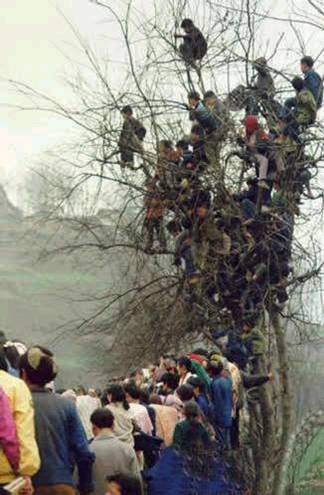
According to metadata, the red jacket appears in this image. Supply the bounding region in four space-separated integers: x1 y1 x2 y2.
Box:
145 190 164 220
0 386 20 472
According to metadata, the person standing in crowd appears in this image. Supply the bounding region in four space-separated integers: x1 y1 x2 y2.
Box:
106 384 135 447
147 402 241 494
105 474 142 495
124 383 153 436
187 376 210 418
208 361 233 452
19 346 94 495
177 357 195 385
0 350 40 488
149 395 178 447
89 408 141 495
76 392 101 440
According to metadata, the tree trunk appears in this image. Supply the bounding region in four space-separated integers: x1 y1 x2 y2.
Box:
272 313 293 495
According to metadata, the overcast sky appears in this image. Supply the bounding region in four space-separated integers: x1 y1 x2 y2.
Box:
0 0 323 206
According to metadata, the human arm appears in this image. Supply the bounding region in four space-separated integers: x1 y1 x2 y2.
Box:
241 372 270 389
68 404 95 494
13 382 40 477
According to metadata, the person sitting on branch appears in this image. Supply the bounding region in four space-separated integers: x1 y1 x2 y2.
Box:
175 19 207 67
283 77 317 140
300 56 323 109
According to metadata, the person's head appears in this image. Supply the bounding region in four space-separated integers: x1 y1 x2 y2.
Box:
183 400 201 422
187 376 206 397
121 105 133 120
62 389 77 404
190 124 204 143
75 385 87 396
139 386 151 405
91 408 114 437
166 219 182 237
300 56 314 74
181 18 194 33
106 384 130 410
106 474 142 495
188 91 201 107
150 393 163 405
244 115 259 136
161 372 178 393
207 360 224 378
3 344 20 370
164 357 177 373
203 90 217 107
253 57 267 72
176 139 189 158
19 346 57 387
0 350 8 372
148 363 157 378
242 315 258 332
192 348 209 358
291 76 304 93
159 139 174 159
177 356 192 377
88 388 98 398
246 176 259 188
124 381 140 403
176 384 194 402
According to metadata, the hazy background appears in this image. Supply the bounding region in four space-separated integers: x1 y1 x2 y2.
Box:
0 1 323 385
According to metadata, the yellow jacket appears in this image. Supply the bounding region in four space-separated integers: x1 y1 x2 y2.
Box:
0 370 40 484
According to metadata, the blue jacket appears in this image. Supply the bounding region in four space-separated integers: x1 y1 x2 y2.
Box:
304 69 323 108
31 389 95 491
209 377 233 428
190 102 219 134
147 447 242 495
196 394 210 419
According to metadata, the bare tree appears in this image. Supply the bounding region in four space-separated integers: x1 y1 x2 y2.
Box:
9 1 324 493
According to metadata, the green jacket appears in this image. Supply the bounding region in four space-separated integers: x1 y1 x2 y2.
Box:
191 360 211 387
295 89 317 125
242 328 266 356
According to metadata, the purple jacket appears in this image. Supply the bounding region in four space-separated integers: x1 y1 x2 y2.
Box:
0 387 20 471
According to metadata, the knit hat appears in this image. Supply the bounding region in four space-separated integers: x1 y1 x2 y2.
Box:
245 115 259 135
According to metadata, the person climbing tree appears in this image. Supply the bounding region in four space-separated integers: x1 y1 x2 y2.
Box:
143 178 167 253
300 56 323 109
175 19 207 67
283 77 317 140
187 91 222 169
246 57 275 115
118 105 146 168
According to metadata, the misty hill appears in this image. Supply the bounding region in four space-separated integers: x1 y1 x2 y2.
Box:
0 185 120 387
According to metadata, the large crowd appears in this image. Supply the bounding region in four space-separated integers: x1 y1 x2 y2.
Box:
0 17 323 495
0 330 276 495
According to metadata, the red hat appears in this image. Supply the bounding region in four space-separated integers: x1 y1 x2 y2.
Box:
245 115 259 135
